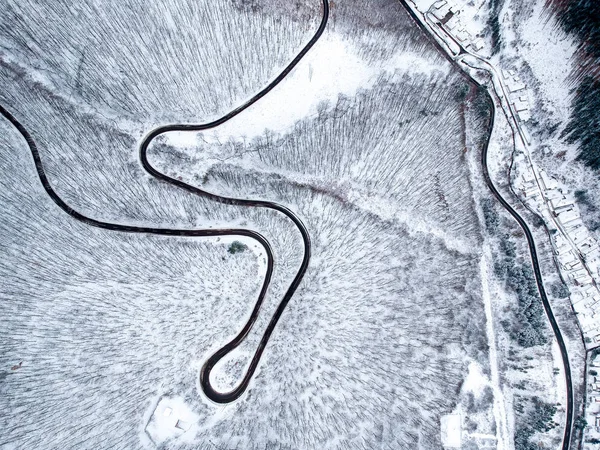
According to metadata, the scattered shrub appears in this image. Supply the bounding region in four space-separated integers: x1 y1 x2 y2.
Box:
514 398 557 450
455 83 470 101
227 241 248 254
531 214 545 228
575 415 587 430
549 281 569 299
465 386 494 414
500 236 516 257
487 0 504 54
481 198 499 234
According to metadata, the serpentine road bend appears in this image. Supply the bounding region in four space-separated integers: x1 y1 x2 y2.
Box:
397 1 574 449
0 0 329 404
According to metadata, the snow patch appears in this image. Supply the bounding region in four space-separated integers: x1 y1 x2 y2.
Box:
191 32 448 144
441 413 462 448
145 397 199 446
463 361 489 397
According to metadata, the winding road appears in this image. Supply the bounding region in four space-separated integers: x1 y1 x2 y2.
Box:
397 1 574 448
0 0 329 404
0 2 573 447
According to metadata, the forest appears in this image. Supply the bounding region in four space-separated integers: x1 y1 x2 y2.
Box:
0 0 495 448
481 199 548 348
544 0 600 170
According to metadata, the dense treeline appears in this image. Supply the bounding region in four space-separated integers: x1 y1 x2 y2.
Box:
545 0 600 71
514 397 558 450
545 0 600 170
497 259 548 347
0 0 492 447
0 0 317 123
481 199 548 347
575 189 600 230
488 0 504 54
562 77 600 169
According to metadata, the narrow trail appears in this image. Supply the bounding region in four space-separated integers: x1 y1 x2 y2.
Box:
0 0 329 404
397 1 574 448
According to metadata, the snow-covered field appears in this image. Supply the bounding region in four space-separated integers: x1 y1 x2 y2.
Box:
0 0 498 448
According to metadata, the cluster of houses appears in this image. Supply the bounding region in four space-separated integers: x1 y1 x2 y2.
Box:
501 69 531 123
430 0 485 52
419 0 600 346
429 0 600 348
496 44 600 350
585 357 600 448
519 169 600 344
428 1 533 132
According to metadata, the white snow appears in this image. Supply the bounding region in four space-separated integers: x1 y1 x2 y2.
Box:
0 1 495 448
441 413 462 448
184 32 448 145
411 0 438 14
480 251 510 450
517 0 577 126
552 340 567 411
463 361 489 397
145 397 199 446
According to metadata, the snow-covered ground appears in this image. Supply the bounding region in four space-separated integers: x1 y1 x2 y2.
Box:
404 2 596 449
0 0 503 449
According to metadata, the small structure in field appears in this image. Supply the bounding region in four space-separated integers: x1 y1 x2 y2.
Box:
145 397 198 446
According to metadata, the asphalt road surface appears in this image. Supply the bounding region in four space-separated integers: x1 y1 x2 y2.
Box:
397 1 574 448
0 0 329 404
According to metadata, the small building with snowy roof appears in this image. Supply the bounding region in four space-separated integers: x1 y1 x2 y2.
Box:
145 396 198 446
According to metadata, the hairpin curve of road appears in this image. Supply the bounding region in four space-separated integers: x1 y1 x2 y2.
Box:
0 0 329 404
